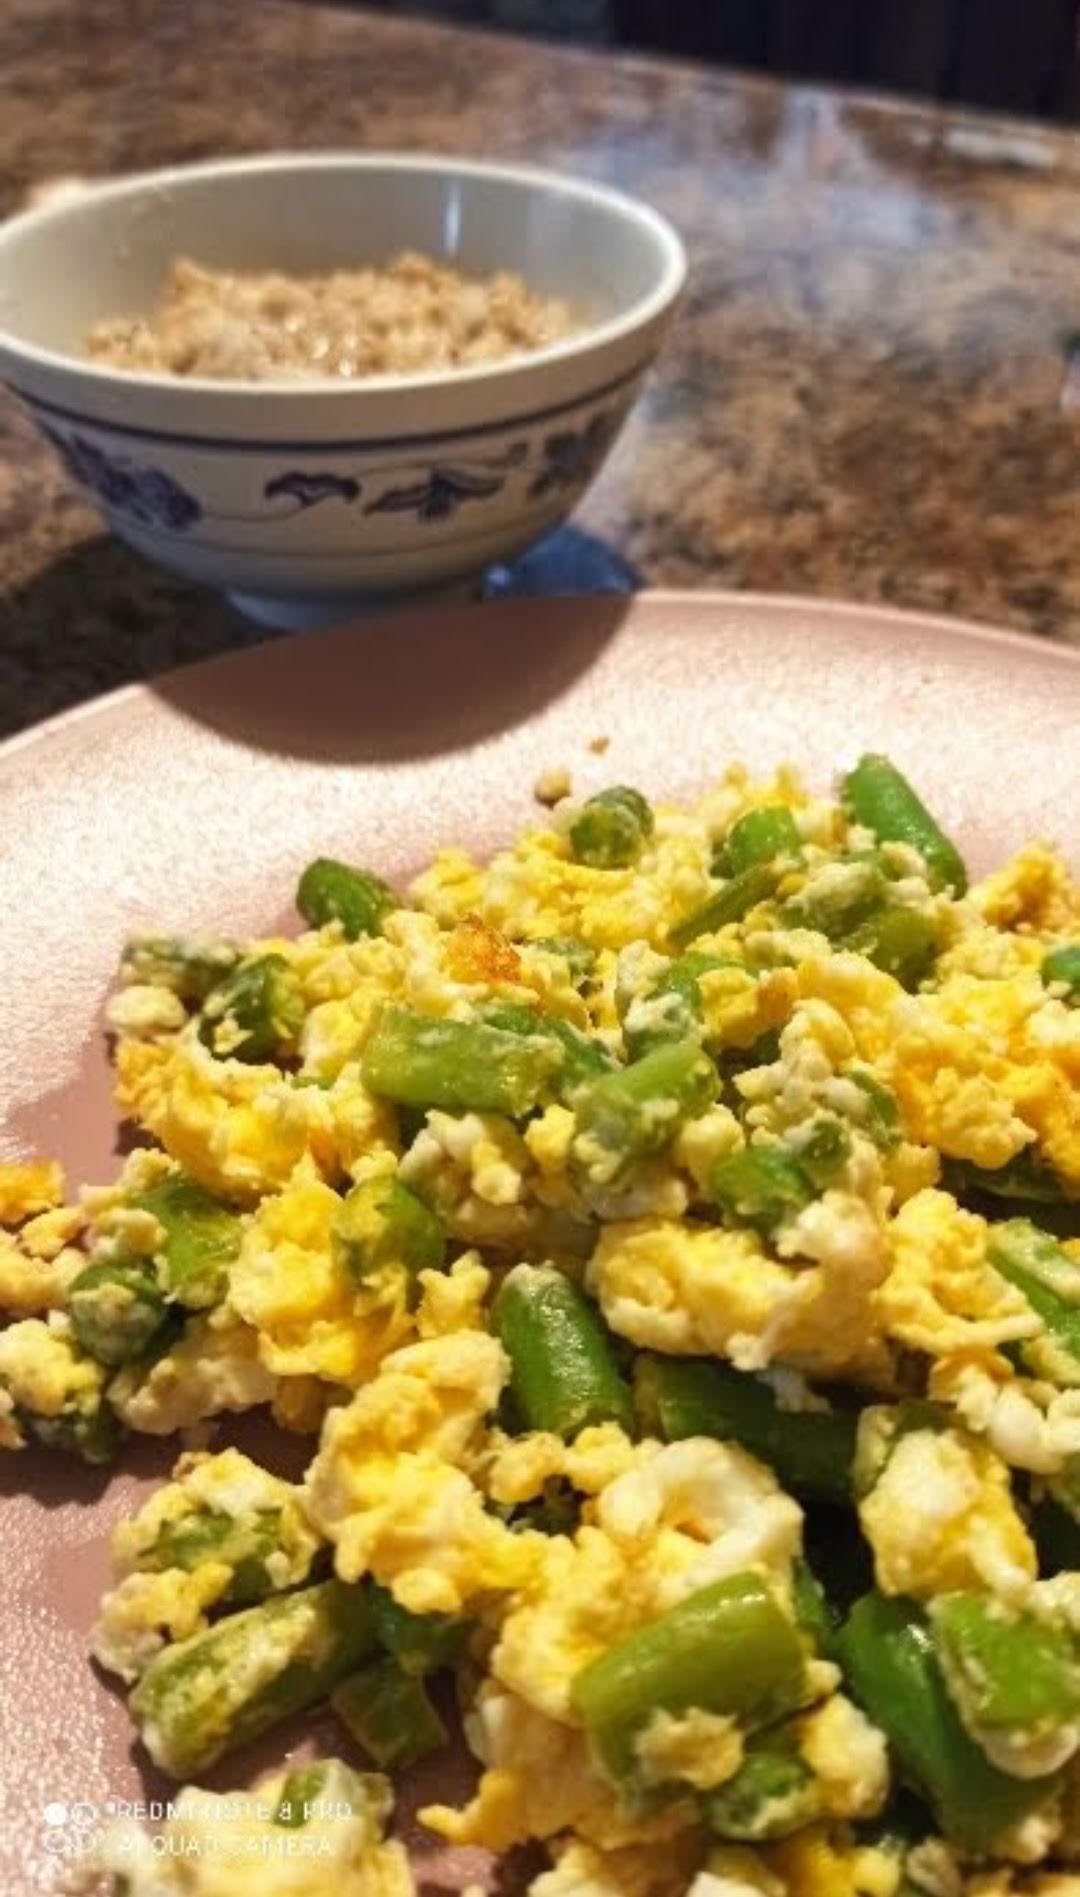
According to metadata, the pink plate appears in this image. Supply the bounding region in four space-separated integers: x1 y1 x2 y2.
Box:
1 590 1078 1892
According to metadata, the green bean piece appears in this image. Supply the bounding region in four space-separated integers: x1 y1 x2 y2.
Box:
361 1007 561 1117
716 806 803 877
842 755 968 895
531 936 597 986
790 1116 852 1191
572 1040 717 1186
199 954 305 1064
132 1172 242 1310
332 1656 448 1770
130 1579 377 1780
332 1175 445 1298
1043 945 1080 1003
708 1145 815 1237
494 1264 635 1441
569 787 655 870
702 1733 820 1841
141 1508 292 1609
849 1069 902 1149
623 953 733 1061
931 1590 1080 1736
571 1573 806 1801
480 1001 616 1098
838 1594 1056 1854
987 1219 1080 1382
635 1355 855 1506
949 1152 1075 1207
68 1259 169 1367
782 859 889 940
121 935 239 1004
791 1558 838 1658
296 858 397 940
30 1392 121 1465
670 864 780 951
369 1582 469 1677
274 1762 334 1829
842 903 938 989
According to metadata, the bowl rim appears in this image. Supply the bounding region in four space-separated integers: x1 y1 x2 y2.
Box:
0 150 688 401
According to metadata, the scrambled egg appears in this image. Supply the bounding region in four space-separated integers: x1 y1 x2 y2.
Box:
856 1410 1037 1600
304 1329 540 1613
92 1446 321 1680
230 1164 413 1383
6 757 1080 1896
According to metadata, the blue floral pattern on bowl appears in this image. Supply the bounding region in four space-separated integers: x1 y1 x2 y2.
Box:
43 427 203 531
363 443 529 522
263 471 361 511
530 412 616 500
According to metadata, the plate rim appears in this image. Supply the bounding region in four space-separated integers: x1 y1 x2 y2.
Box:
3 587 1077 768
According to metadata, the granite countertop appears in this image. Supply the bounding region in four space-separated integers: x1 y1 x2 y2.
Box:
1 0 1078 734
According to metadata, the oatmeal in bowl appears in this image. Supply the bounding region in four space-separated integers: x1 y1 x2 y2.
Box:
86 251 577 382
0 153 685 623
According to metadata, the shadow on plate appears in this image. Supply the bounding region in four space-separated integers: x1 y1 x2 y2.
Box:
150 591 632 765
0 533 256 740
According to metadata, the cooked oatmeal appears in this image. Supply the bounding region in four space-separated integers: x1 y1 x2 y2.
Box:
86 251 577 381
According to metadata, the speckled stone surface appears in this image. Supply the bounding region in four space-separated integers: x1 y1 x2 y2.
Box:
1 0 1078 735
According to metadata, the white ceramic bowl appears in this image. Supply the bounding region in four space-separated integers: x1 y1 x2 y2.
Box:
0 153 685 625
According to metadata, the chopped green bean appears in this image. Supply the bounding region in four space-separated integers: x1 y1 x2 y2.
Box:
494 1264 635 1440
623 952 733 1061
931 1590 1080 1735
572 1573 806 1802
130 1579 376 1779
296 858 397 940
950 1152 1075 1207
842 903 938 989
274 1763 335 1829
635 1355 855 1505
987 1219 1080 1383
849 1069 902 1149
572 1040 717 1185
480 1001 616 1098
708 1144 814 1237
361 1007 561 1118
133 1172 242 1310
1043 945 1080 1003
332 1175 445 1296
369 1582 468 1676
569 787 654 869
199 954 305 1064
839 1593 1057 1853
788 1115 852 1191
31 1391 121 1465
782 859 888 940
670 864 779 951
791 1558 838 1657
703 1732 820 1840
140 1508 297 1609
842 756 967 895
121 934 239 1003
331 1656 447 1769
68 1259 168 1367
716 805 803 877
